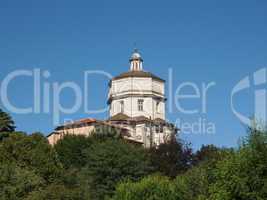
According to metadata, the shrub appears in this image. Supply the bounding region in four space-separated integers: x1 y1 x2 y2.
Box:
111 175 178 200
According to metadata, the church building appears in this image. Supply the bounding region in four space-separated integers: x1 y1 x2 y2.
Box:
47 50 177 147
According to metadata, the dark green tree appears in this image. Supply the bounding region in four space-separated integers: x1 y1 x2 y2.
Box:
26 183 87 200
0 132 62 184
54 135 92 169
0 108 15 132
0 163 44 200
149 136 193 178
193 144 233 166
193 144 221 165
80 138 153 200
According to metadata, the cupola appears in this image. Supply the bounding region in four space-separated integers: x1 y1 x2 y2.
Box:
130 49 143 71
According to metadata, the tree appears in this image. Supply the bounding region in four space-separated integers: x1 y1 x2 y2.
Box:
0 132 62 184
111 176 178 200
173 145 234 200
209 128 267 200
193 144 233 166
26 183 87 200
0 132 87 199
0 163 44 200
149 136 193 178
0 108 15 132
54 135 92 169
80 139 153 200
175 164 210 200
193 144 221 165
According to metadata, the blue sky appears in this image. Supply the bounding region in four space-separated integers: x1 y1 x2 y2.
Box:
0 0 266 149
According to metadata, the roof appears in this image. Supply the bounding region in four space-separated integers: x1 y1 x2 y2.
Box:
129 116 151 123
129 116 174 126
108 114 176 127
55 118 97 130
123 136 144 144
48 117 129 137
112 71 165 82
108 113 130 121
108 114 152 123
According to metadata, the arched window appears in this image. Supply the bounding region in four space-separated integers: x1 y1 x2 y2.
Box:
134 61 137 70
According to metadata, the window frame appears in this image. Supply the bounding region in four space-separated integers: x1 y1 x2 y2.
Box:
156 101 160 113
137 99 144 111
120 101 124 113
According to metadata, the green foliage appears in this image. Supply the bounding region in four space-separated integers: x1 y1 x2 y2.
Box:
0 108 15 133
26 184 86 200
174 164 212 200
0 132 89 200
80 138 154 200
54 131 153 199
174 146 233 200
2 109 267 200
0 109 15 141
0 132 62 183
0 163 44 200
111 175 178 200
209 129 267 200
149 136 193 178
193 144 223 165
111 128 267 200
54 134 92 169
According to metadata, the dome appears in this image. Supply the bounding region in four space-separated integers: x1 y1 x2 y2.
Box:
131 52 141 59
112 71 165 82
130 49 143 61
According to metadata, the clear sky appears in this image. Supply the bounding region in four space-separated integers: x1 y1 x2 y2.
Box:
0 0 266 149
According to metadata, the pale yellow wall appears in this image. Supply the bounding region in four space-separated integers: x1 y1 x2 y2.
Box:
47 125 95 145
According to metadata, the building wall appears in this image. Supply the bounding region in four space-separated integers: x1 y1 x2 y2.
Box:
47 121 174 148
109 77 165 119
135 123 146 143
152 79 165 94
47 133 62 146
110 78 164 96
133 122 174 148
47 125 95 145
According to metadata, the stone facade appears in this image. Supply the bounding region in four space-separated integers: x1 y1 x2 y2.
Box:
108 77 165 120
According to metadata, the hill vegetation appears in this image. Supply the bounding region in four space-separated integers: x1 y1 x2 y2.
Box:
0 109 267 200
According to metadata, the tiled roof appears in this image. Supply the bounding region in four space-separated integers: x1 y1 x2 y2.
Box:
79 118 97 123
52 117 130 133
55 118 97 130
112 71 165 82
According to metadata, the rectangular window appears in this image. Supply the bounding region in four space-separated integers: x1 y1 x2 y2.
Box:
138 99 144 111
155 125 163 133
120 101 124 113
155 125 160 133
156 101 160 113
